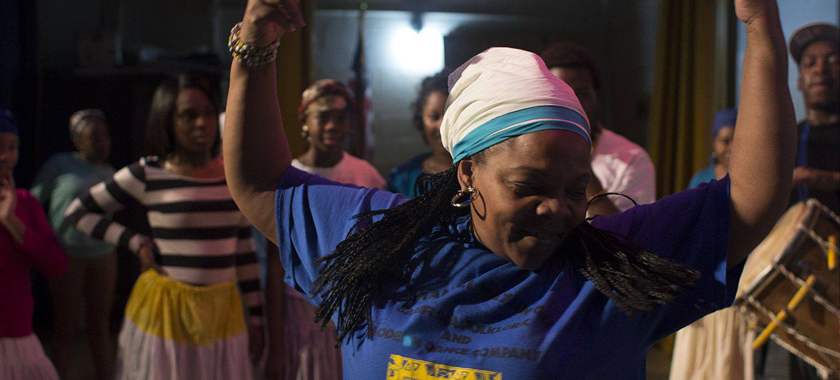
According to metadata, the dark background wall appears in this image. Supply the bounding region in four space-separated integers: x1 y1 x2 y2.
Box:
8 0 839 183
312 0 660 174
11 0 662 184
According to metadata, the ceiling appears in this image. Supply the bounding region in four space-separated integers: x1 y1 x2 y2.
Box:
316 0 608 18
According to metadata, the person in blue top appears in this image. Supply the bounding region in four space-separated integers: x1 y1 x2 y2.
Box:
688 108 737 189
31 109 116 380
223 0 796 378
387 70 453 198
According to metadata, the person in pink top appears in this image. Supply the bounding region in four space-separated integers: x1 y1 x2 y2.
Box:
0 109 68 379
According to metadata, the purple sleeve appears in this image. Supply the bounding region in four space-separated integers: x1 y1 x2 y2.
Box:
274 167 407 305
16 190 68 278
590 176 743 340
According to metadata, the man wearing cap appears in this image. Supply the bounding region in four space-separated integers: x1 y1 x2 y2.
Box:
752 22 840 380
790 22 840 213
540 42 656 217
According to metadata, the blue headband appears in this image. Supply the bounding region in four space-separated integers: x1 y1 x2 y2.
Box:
0 109 18 136
451 106 590 163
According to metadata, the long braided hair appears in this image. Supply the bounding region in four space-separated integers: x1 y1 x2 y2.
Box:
312 151 700 345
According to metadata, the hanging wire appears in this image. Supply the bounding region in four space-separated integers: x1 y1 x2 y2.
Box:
586 192 638 221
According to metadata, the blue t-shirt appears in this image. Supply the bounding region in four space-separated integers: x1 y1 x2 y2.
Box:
31 152 115 258
688 165 717 189
386 152 431 199
275 167 740 379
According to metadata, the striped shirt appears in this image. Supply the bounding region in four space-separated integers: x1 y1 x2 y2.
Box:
65 156 263 324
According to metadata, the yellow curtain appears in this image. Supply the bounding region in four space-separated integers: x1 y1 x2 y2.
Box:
649 0 718 197
276 1 313 159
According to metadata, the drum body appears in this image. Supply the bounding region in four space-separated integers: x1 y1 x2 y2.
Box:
735 199 840 375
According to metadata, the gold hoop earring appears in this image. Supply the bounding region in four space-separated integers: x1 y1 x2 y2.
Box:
451 186 477 208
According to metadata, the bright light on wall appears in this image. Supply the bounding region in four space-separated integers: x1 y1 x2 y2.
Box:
390 26 444 74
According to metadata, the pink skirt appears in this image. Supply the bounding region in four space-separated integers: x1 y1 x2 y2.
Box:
0 334 60 380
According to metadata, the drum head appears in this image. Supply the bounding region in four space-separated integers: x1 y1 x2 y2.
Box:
736 202 811 299
735 200 840 375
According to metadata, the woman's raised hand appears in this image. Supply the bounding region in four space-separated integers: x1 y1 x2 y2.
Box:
240 0 305 47
734 0 778 25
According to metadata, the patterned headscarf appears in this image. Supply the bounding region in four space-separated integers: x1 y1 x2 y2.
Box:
441 47 591 163
298 79 355 119
69 109 106 143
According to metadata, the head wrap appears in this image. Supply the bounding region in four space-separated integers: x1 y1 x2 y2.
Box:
441 47 590 163
0 109 18 136
69 109 106 143
789 22 839 65
298 79 355 119
711 108 737 137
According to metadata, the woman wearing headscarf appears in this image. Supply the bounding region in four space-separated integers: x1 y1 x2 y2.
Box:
0 110 67 380
263 79 377 380
31 109 117 380
65 75 263 379
387 69 452 198
224 0 795 377
688 109 738 189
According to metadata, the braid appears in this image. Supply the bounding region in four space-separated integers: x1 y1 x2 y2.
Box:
313 164 700 346
312 166 466 345
565 223 700 315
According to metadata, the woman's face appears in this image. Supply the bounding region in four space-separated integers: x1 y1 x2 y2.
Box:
0 132 19 178
712 126 734 169
459 130 591 270
75 119 111 164
304 96 351 152
172 88 218 155
422 91 447 155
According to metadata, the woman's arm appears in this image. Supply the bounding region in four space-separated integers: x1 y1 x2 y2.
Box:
223 0 305 245
64 162 150 253
727 0 797 268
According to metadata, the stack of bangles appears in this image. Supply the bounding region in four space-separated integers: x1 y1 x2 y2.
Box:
228 22 282 67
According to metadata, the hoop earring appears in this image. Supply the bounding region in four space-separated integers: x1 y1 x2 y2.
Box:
451 186 477 208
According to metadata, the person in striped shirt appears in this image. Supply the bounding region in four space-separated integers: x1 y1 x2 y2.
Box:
66 74 263 380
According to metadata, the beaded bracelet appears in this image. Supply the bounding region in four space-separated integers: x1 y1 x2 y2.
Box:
228 22 282 67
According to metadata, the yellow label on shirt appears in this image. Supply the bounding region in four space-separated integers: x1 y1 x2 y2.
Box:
387 354 502 380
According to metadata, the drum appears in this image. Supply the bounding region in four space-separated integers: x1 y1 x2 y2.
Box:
735 199 840 375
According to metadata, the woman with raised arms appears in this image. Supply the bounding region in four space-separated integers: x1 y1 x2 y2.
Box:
224 0 795 377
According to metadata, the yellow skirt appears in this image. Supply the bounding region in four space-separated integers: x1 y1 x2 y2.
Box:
116 270 253 380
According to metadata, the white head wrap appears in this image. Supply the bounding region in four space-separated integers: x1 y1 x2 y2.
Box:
440 47 591 162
